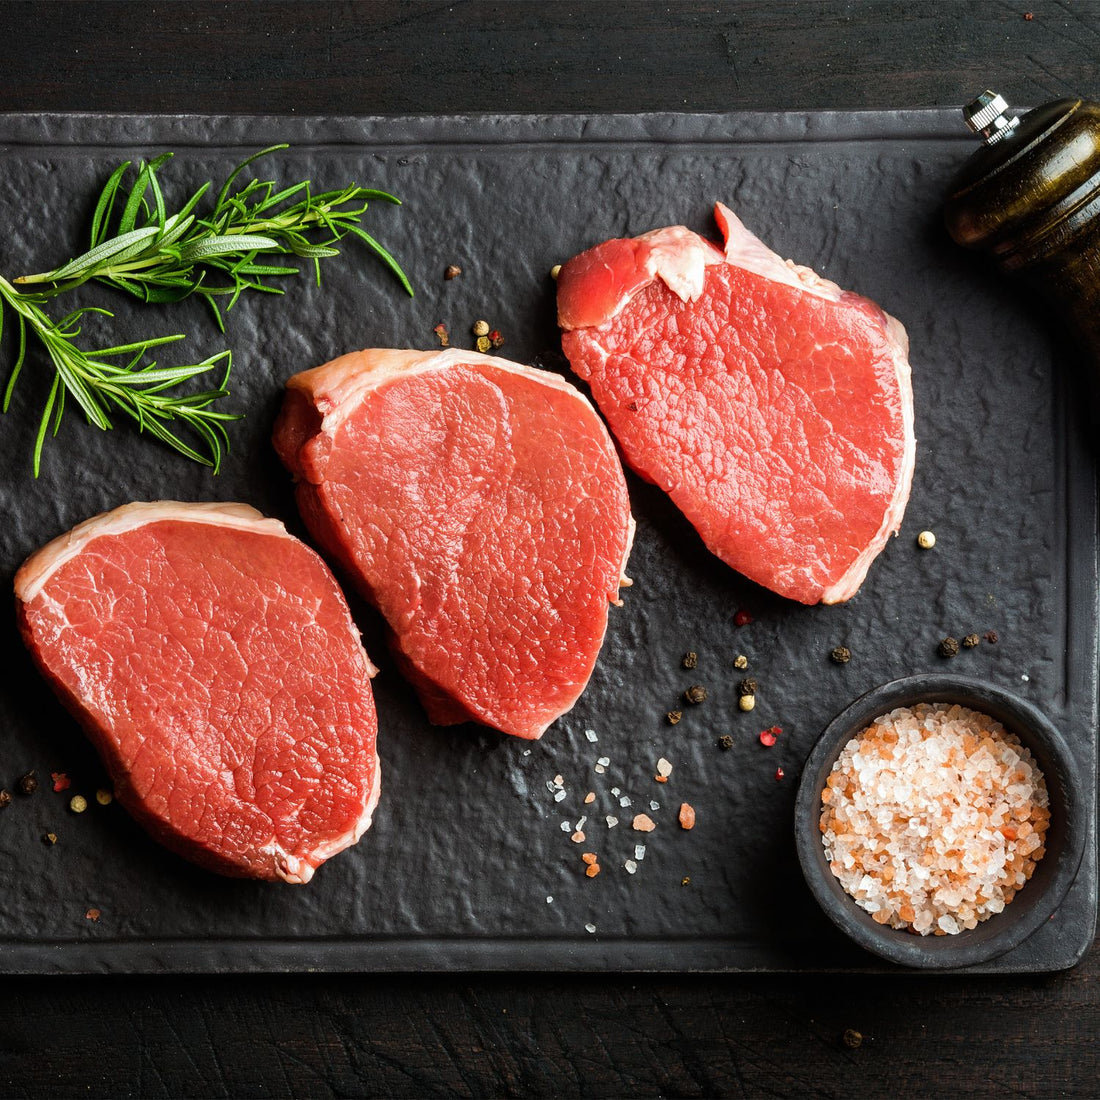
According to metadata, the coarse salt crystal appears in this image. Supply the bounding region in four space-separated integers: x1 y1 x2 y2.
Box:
624 860 638 874
546 896 553 903
585 923 596 934
594 764 606 775
597 757 610 767
553 774 564 786
619 796 632 808
657 758 673 777
635 845 646 860
575 816 587 830
560 821 572 832
649 801 660 811
606 815 619 828
611 787 621 797
585 729 598 742
553 789 567 803
523 750 531 757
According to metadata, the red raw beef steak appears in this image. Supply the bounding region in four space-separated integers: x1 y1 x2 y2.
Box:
15 501 380 883
273 347 634 740
557 203 915 604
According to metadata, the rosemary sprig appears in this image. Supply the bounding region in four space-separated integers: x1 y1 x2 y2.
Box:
16 145 413 330
2 146 410 475
0 276 236 476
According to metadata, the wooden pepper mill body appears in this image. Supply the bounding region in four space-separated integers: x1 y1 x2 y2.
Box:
945 96 1100 423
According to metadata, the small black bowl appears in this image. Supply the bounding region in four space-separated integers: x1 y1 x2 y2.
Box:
794 674 1087 969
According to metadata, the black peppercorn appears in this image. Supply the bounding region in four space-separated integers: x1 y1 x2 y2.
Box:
985 630 999 644
0 790 10 808
18 772 37 795
842 1028 863 1049
717 734 734 751
938 637 960 658
830 646 851 664
737 677 757 697
683 685 707 705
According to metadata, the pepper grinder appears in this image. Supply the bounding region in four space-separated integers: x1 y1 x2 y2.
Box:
944 91 1100 423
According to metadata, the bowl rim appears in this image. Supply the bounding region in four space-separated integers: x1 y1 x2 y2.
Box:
794 673 1088 969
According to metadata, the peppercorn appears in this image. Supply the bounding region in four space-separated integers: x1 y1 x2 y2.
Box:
682 651 698 670
830 646 851 665
681 876 691 886
475 335 491 353
0 790 10 809
69 795 87 814
489 329 505 349
938 636 960 658
842 1028 863 1049
472 320 490 337
718 734 734 751
917 530 936 549
962 633 980 649
18 772 37 795
550 264 562 280
95 789 113 806
42 832 57 846
444 264 462 280
432 323 450 347
737 677 757 697
985 630 999 644
733 654 748 669
683 685 707 705
738 694 756 712
667 710 682 725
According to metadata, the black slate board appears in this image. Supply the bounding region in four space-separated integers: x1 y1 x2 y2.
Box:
0 111 1094 974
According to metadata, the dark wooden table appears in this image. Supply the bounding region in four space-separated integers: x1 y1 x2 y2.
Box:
1 2 1097 1095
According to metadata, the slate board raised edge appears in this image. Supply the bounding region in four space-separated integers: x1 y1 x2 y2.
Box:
0 108 974 149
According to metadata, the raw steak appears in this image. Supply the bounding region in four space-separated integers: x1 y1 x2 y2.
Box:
273 347 634 740
557 203 915 605
15 501 380 883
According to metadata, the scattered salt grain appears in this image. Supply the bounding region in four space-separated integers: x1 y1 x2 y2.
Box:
546 896 553 903
545 781 558 793
560 821 572 833
585 729 598 743
606 815 619 828
553 774 564 787
597 756 610 767
594 764 606 774
633 813 657 832
585 923 596 933
820 702 1050 936
1021 673 1030 682
523 750 531 757
553 789 567 803
611 787 621 797
657 758 673 778
619 795 632 808
624 860 638 874
649 801 660 811
635 845 646 860
584 792 596 804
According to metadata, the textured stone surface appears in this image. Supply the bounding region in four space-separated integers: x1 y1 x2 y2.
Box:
0 111 1092 972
